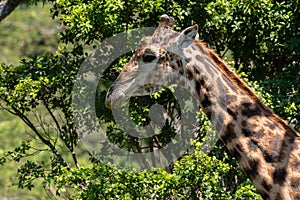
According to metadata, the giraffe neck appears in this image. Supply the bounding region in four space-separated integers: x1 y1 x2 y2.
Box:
180 41 300 200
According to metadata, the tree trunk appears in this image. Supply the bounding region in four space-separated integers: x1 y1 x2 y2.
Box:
0 0 24 22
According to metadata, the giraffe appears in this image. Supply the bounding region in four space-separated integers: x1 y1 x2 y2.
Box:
105 14 300 200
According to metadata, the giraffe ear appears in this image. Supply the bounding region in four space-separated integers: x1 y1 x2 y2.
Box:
177 24 199 48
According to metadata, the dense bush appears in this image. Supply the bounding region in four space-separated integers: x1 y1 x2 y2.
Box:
54 142 263 199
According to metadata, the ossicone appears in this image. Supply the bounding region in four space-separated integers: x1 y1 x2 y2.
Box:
158 14 175 29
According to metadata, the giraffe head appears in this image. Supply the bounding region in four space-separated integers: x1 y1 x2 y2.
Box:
105 15 199 109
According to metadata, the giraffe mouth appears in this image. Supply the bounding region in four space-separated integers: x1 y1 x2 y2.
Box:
105 91 129 109
105 83 164 109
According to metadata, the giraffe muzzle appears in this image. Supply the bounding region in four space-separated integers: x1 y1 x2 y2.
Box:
105 80 130 109
105 88 128 109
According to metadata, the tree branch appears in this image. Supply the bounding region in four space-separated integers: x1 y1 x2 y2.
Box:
43 99 79 168
12 106 68 167
0 0 24 22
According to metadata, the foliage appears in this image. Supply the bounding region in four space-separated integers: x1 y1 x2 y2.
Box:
262 62 300 130
200 0 300 80
0 47 84 195
0 0 299 199
55 142 262 200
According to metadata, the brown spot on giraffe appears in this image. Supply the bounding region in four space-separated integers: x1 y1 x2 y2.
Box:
261 180 272 192
195 80 201 96
227 107 238 120
201 94 211 108
220 122 237 144
273 168 287 186
296 196 300 200
245 159 260 180
195 54 203 62
241 102 262 117
185 68 194 80
193 64 200 74
293 161 300 170
267 122 277 130
291 178 300 189
294 194 300 200
248 139 258 151
274 193 283 200
185 48 192 54
259 191 269 200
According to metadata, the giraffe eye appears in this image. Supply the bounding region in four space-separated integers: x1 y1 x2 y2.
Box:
142 54 156 63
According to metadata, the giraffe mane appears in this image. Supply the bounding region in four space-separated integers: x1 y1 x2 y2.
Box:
196 40 299 137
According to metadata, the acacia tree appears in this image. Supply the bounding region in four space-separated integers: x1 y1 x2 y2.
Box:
0 0 299 199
